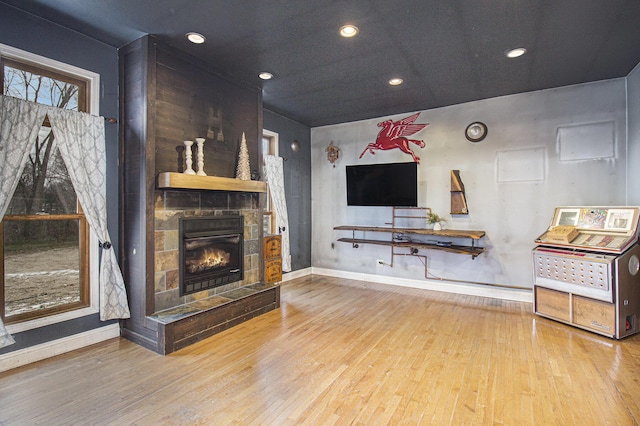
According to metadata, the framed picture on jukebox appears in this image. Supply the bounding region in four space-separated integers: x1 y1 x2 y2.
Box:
554 208 580 226
605 208 635 232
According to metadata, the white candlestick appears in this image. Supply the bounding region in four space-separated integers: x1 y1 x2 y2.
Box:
195 137 206 176
183 140 196 175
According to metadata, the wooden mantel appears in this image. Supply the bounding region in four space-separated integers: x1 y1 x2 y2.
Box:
157 172 267 193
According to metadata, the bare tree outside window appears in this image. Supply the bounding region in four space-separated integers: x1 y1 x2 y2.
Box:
1 58 90 322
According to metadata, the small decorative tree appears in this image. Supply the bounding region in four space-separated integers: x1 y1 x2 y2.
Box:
236 132 251 180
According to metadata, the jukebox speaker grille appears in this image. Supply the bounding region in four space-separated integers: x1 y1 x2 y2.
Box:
534 252 610 290
532 249 615 303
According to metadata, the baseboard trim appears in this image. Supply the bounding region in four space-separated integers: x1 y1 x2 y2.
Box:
309 267 533 303
282 267 312 282
0 324 120 373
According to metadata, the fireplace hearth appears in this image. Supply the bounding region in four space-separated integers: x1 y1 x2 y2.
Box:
179 215 244 295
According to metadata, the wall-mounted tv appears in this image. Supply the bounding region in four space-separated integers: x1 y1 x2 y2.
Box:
346 162 418 207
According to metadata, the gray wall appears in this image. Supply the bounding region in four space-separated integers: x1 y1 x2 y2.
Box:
263 109 312 271
311 79 630 290
0 3 119 354
628 63 640 205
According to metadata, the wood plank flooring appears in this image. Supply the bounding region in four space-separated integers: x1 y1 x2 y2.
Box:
2 274 640 425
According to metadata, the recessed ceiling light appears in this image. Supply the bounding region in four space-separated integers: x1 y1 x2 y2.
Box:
505 47 527 58
339 25 359 38
186 32 205 44
259 72 273 80
388 78 403 86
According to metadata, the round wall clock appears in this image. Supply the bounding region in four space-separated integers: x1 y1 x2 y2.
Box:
465 122 488 142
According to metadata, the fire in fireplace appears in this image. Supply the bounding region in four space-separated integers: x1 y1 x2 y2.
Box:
179 215 244 295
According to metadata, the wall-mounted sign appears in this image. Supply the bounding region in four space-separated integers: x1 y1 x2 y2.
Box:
359 112 429 164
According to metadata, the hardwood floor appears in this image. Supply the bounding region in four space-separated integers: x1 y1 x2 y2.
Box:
2 275 640 425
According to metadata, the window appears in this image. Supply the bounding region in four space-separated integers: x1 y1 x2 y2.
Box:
0 44 100 330
262 130 279 235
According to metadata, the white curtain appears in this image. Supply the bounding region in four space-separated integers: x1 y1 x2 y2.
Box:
0 95 130 349
0 96 47 348
264 155 291 272
48 108 130 321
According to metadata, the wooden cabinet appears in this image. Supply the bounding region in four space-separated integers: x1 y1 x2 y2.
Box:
264 235 282 283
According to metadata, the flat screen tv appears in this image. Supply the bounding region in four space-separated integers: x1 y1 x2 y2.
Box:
346 162 418 207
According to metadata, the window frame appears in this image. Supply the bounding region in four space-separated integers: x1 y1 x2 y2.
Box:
1 214 90 323
1 43 101 334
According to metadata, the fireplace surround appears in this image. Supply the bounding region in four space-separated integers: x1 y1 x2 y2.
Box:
148 192 280 354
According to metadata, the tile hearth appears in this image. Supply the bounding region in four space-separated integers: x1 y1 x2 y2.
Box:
150 282 279 324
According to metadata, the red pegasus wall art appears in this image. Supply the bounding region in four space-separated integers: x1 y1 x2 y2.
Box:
359 112 429 163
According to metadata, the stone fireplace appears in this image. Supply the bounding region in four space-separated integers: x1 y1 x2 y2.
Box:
153 190 262 314
144 189 279 354
119 35 279 355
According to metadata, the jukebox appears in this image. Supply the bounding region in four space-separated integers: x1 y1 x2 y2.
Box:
533 206 640 339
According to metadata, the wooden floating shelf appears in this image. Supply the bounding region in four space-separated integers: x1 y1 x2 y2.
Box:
337 237 485 258
157 172 267 193
334 225 487 259
333 225 485 240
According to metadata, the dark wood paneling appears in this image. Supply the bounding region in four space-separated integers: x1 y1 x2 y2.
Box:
153 45 261 178
119 36 159 343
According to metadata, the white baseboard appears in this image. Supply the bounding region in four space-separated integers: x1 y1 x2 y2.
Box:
0 324 120 373
282 267 312 282
308 267 533 303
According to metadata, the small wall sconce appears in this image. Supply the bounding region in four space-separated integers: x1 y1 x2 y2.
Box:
291 139 300 152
